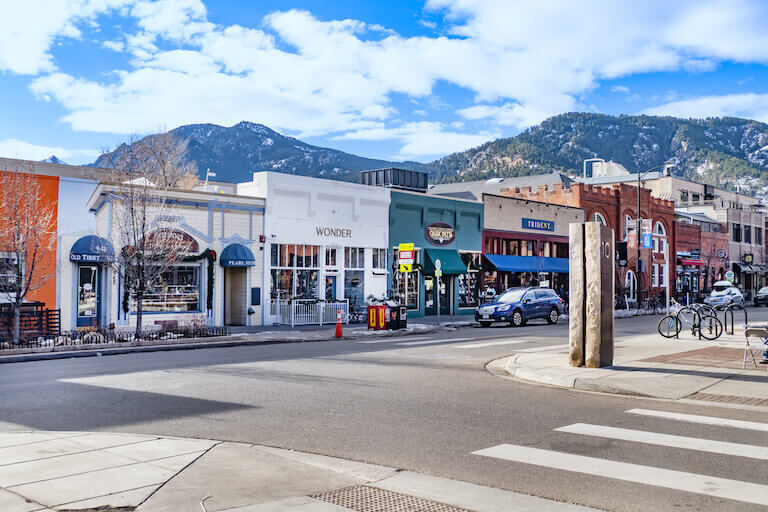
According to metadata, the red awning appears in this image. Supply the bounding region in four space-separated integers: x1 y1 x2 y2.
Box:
680 258 704 266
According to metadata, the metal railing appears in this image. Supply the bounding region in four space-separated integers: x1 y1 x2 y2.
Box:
269 299 349 326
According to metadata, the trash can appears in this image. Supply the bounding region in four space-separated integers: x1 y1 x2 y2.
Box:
367 304 386 330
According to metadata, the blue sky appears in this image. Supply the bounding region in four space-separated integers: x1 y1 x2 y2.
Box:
2 0 768 165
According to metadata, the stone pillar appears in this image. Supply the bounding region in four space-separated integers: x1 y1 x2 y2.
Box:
569 222 615 368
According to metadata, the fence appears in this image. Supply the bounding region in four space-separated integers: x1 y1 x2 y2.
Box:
269 299 349 326
0 326 232 350
0 304 61 341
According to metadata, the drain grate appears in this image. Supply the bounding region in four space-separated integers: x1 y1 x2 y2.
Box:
312 485 474 512
688 392 768 407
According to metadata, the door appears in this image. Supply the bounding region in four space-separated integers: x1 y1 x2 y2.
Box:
77 265 100 328
325 276 337 301
225 267 247 326
425 275 450 316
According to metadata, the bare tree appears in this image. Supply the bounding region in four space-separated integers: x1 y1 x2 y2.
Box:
0 167 57 343
102 136 195 335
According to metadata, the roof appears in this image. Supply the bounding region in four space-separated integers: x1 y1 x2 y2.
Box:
675 210 719 224
427 173 573 201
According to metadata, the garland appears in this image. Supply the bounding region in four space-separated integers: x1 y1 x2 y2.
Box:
121 248 217 313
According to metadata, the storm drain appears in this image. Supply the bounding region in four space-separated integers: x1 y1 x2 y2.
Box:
311 485 474 512
688 392 768 408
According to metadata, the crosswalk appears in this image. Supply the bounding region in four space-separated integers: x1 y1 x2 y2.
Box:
473 408 768 507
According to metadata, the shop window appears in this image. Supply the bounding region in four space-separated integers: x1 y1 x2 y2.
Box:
325 247 337 267
344 270 364 307
372 248 387 269
345 247 365 269
271 269 293 300
732 223 741 243
0 252 19 294
271 244 321 299
78 266 98 318
744 226 752 244
296 270 319 298
394 268 419 309
458 253 481 308
136 265 200 312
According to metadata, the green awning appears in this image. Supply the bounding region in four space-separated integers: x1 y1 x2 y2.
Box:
423 248 467 274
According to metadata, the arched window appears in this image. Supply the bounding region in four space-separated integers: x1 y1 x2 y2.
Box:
653 221 667 254
625 270 638 302
592 212 607 225
624 214 634 240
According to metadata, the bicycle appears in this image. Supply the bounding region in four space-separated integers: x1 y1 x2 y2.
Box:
640 295 665 315
658 299 723 340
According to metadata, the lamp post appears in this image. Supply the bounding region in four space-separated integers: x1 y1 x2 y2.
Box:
635 163 675 307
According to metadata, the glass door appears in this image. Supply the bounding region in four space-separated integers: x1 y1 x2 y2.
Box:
77 265 100 327
425 275 450 315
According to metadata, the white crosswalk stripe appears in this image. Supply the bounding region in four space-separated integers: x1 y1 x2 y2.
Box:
396 338 473 346
473 410 768 506
472 444 768 506
454 340 531 349
627 408 768 432
555 423 768 460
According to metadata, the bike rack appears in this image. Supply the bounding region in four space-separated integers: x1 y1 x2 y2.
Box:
722 303 748 335
674 309 701 340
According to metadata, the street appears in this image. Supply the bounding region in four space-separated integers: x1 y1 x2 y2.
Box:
1 313 767 512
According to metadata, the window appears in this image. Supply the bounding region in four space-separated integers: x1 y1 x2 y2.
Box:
757 228 763 246
270 244 321 299
744 225 752 244
653 221 667 254
625 270 637 301
624 214 633 240
78 266 98 318
0 253 18 294
659 263 667 289
592 212 607 225
345 247 365 268
458 253 480 308
394 267 419 309
137 265 200 312
691 192 700 203
344 270 364 306
680 190 689 202
325 247 337 267
733 223 742 243
372 248 387 269
652 263 659 287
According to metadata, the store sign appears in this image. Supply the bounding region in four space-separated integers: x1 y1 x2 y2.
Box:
144 229 198 252
717 249 728 259
425 223 456 246
642 233 653 249
522 218 554 232
398 242 414 272
315 227 352 238
744 253 754 264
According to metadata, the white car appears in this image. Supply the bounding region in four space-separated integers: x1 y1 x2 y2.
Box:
704 281 744 307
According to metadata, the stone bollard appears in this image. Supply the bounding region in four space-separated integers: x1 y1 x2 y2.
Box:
569 222 615 368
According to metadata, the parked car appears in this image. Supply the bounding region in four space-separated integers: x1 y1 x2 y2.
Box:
704 281 744 308
754 286 768 306
475 287 563 327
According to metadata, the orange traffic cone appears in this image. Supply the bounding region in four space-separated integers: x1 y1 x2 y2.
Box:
334 309 343 338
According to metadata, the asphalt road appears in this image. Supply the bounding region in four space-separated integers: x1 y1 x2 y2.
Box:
1 311 767 511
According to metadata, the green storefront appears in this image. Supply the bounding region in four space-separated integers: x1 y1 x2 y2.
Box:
388 191 484 317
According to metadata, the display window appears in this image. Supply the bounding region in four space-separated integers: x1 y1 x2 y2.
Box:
270 243 321 299
135 265 201 312
458 252 481 308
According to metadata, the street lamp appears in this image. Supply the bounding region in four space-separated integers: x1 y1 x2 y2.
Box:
635 163 675 307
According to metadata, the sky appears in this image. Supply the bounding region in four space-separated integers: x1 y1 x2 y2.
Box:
2 0 768 165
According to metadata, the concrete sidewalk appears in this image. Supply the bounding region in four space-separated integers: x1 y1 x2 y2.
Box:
493 332 768 406
0 431 596 512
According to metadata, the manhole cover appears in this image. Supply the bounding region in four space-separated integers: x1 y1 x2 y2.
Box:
312 485 473 512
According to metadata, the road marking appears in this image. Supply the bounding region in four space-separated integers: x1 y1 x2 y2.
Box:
396 338 474 346
626 409 768 432
355 337 430 344
514 344 569 353
555 423 768 460
472 444 768 506
455 340 532 349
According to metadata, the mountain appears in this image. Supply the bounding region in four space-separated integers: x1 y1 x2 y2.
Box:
93 121 425 183
41 155 67 165
428 113 768 197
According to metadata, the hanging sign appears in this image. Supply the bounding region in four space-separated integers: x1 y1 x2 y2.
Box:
642 233 653 249
425 223 456 246
398 242 414 272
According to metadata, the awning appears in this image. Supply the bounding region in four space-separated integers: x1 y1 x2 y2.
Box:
679 258 704 266
734 263 758 273
69 235 115 263
423 249 467 274
484 254 569 274
220 243 256 267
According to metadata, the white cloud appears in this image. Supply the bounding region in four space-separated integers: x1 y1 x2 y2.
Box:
101 39 125 52
457 96 577 130
336 122 499 160
611 85 631 94
0 139 100 164
644 93 768 123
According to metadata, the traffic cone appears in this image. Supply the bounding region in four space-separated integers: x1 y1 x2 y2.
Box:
334 309 343 338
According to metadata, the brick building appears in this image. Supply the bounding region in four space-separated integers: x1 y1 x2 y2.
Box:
500 181 676 303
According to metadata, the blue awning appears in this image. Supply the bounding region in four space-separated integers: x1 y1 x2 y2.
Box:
69 235 115 263
484 254 569 274
220 243 256 267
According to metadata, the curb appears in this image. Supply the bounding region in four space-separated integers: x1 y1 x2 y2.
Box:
0 323 465 364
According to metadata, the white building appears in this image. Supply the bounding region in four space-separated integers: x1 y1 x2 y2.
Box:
237 172 391 324
59 184 265 331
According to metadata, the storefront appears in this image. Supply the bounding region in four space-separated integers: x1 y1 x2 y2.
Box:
480 194 583 297
59 185 265 330
389 191 483 317
237 172 390 323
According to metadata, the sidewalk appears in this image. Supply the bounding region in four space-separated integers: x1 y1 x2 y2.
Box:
493 330 768 406
0 319 476 364
0 431 597 512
